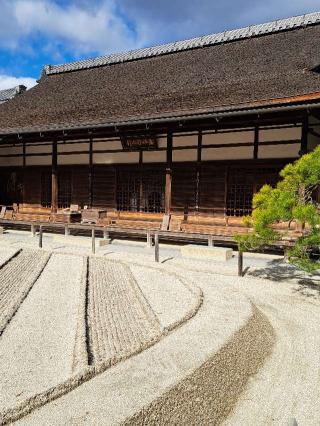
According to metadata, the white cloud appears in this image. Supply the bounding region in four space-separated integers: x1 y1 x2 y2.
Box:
120 0 320 45
0 0 139 56
0 0 319 61
0 74 37 90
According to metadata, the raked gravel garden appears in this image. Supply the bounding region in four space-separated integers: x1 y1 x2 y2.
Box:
0 229 319 425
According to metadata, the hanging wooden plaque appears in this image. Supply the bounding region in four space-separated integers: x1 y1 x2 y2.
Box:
121 135 157 150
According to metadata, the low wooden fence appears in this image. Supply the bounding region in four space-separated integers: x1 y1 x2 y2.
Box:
0 219 293 276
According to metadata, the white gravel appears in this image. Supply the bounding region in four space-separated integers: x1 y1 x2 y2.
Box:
223 276 320 426
130 265 197 329
0 233 319 425
87 258 162 364
0 253 84 413
0 249 50 335
15 264 251 425
0 247 20 268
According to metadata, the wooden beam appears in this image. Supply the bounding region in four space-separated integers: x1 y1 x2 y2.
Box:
0 110 305 146
51 139 58 213
0 139 302 159
195 130 202 211
165 132 173 215
88 136 93 207
300 114 309 155
253 125 259 159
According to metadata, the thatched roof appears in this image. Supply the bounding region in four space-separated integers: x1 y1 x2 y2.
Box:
1 12 320 135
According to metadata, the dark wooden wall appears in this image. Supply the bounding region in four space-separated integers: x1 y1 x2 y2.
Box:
0 160 287 214
171 163 197 211
92 166 116 208
199 164 226 215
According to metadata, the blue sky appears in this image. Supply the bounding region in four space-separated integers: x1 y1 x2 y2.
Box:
0 0 319 90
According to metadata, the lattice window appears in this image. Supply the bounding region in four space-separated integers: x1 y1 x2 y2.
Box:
141 174 165 213
226 166 281 216
116 173 140 212
58 172 72 209
41 172 51 208
116 168 164 213
226 184 253 216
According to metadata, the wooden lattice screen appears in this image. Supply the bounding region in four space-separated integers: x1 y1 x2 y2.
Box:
226 166 281 216
58 171 72 209
116 167 165 213
41 172 51 208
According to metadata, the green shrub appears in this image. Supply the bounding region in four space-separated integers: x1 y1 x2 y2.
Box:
236 146 320 273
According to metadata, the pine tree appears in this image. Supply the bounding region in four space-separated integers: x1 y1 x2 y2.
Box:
236 146 320 272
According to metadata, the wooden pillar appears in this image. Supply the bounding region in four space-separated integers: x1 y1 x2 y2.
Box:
195 130 202 212
51 139 58 213
91 228 95 254
300 113 309 156
253 125 259 160
88 136 93 208
224 166 229 218
39 225 43 248
139 150 143 212
165 132 173 215
22 141 26 204
238 250 243 277
154 232 159 262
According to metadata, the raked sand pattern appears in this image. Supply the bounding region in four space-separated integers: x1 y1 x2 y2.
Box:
87 259 162 364
0 237 318 425
0 253 84 412
0 249 203 424
0 248 50 335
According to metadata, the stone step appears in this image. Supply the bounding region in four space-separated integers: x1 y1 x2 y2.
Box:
181 245 233 261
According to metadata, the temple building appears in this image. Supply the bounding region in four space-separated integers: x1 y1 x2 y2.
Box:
0 85 26 105
0 12 319 238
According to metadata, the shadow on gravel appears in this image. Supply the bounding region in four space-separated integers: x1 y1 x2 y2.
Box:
293 280 320 298
248 259 317 281
247 259 320 298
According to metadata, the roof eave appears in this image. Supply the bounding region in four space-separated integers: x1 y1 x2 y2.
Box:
1 97 320 138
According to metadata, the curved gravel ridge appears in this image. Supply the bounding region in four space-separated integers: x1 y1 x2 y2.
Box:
0 258 203 425
223 276 320 425
0 248 51 336
0 247 21 269
0 253 84 415
122 304 275 426
155 263 320 425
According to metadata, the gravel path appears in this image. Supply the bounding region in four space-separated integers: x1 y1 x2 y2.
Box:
87 258 162 364
0 248 50 335
0 253 84 414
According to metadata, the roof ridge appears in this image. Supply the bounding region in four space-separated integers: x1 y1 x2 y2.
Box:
0 85 26 104
40 11 320 76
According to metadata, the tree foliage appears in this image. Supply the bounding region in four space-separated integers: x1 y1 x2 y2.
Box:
236 146 320 272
